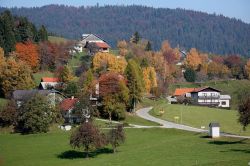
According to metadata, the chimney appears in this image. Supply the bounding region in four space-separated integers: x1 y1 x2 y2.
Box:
71 96 74 99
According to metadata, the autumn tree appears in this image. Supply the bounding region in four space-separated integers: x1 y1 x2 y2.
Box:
38 41 56 71
125 59 144 112
70 122 107 158
59 65 75 83
93 52 127 74
107 124 125 153
184 48 202 70
245 59 250 79
0 54 35 97
142 67 157 93
117 40 128 56
0 100 18 127
15 41 39 71
99 72 129 120
161 40 181 64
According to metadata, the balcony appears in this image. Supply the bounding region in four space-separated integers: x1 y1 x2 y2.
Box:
198 95 220 99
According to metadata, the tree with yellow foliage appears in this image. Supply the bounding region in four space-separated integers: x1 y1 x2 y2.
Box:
117 40 128 57
93 52 127 74
185 48 202 70
245 59 250 79
142 67 157 93
0 51 35 97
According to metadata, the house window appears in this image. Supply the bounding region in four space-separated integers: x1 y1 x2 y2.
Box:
221 101 226 105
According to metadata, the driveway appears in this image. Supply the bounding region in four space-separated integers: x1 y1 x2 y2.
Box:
136 107 250 139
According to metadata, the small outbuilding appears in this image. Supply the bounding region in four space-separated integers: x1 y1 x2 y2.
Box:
209 122 220 138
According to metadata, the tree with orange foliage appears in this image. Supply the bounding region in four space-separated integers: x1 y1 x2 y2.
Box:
15 41 39 71
161 41 181 64
185 48 202 70
93 52 127 74
245 59 250 79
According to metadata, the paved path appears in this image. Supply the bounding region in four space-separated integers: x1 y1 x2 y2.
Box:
136 107 250 139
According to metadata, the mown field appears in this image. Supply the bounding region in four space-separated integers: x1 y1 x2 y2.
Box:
1 128 250 166
48 36 69 44
149 100 250 136
169 79 250 109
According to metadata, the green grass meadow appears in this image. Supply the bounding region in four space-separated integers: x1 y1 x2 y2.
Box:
1 128 250 166
150 101 250 136
48 36 69 44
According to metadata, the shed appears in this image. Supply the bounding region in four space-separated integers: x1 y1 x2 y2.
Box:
209 122 220 138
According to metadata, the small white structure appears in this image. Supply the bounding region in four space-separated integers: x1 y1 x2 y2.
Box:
209 122 220 138
219 95 231 108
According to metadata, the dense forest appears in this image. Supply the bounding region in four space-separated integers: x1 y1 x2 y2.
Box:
0 5 249 57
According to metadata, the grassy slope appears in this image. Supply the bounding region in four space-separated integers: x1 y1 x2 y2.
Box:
33 71 54 86
149 101 250 136
0 128 249 166
169 80 250 109
0 98 8 108
48 36 68 44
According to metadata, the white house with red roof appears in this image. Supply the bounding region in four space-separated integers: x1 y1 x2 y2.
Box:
173 86 231 108
74 34 111 54
39 77 62 90
60 97 80 124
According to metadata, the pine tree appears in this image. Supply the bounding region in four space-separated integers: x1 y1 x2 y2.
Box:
1 10 16 54
145 41 152 51
38 25 48 41
125 59 144 112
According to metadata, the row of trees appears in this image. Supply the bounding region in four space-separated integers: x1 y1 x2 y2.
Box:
0 10 48 54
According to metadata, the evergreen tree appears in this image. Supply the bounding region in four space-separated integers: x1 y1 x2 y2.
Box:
184 68 196 82
0 10 16 54
131 31 140 44
38 25 48 41
145 41 152 51
125 59 144 112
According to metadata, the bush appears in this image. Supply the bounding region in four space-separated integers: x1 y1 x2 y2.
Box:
184 68 196 82
16 94 53 133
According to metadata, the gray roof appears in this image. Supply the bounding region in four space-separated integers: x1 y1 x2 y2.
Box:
209 122 220 127
220 95 231 100
12 89 63 101
81 34 103 42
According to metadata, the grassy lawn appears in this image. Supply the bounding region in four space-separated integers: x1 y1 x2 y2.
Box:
0 98 8 108
149 101 250 136
0 128 250 166
169 79 250 109
33 71 54 86
68 52 87 72
123 113 160 126
48 36 68 44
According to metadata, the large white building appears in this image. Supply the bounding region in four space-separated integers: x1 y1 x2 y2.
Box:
174 86 231 108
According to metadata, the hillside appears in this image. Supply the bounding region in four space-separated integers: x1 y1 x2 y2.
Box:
169 80 250 109
1 5 250 56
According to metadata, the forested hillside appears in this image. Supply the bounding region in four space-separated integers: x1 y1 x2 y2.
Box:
0 5 250 56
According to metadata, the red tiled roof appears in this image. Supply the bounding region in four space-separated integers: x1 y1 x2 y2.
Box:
174 88 196 96
60 98 79 111
95 42 110 48
41 77 60 82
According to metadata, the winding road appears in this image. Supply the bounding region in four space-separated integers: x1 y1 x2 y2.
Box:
136 107 250 139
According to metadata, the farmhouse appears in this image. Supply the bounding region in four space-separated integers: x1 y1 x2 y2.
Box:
75 34 110 54
173 86 231 108
60 97 80 124
39 77 62 90
12 89 65 108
